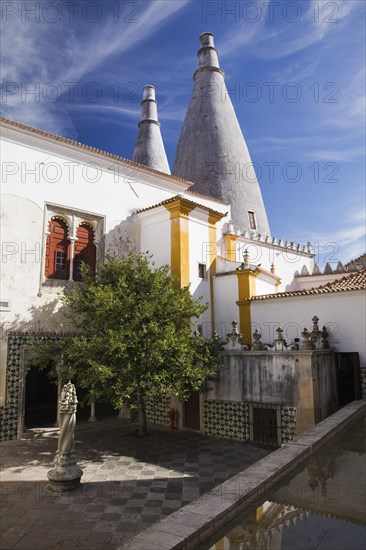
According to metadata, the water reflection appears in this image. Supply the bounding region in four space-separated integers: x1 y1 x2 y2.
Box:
208 416 365 549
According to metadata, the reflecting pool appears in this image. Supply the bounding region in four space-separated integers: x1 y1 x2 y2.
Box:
205 415 366 549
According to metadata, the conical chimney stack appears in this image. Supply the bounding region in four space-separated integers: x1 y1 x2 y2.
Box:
173 33 271 236
132 85 170 174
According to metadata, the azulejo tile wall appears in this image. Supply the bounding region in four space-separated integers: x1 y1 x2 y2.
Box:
145 396 170 427
280 406 297 443
203 400 297 445
360 368 366 399
204 400 249 442
0 332 72 442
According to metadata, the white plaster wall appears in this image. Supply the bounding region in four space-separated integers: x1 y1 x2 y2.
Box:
0 195 67 329
251 291 366 367
213 274 239 338
1 132 181 234
255 275 277 296
188 211 211 334
139 211 171 268
218 236 314 291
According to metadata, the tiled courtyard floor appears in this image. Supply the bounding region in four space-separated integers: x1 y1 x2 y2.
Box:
0 419 271 549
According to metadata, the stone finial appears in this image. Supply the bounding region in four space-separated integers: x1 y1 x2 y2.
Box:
274 327 286 351
226 220 235 234
132 85 171 174
252 328 262 351
228 320 239 342
301 265 310 276
323 263 333 275
335 261 344 273
223 320 243 350
243 249 250 269
311 316 322 349
300 328 313 350
312 264 321 275
321 326 330 349
270 263 275 274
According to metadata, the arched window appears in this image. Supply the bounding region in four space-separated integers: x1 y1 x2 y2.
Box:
73 223 96 281
45 218 70 279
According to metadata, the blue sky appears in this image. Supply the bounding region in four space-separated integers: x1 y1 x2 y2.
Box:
1 0 365 267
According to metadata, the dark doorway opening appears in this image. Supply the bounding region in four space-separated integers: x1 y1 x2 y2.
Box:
184 392 200 430
336 352 361 407
252 405 279 447
25 365 57 428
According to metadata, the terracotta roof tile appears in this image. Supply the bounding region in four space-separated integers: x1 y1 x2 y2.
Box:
251 270 366 300
133 195 227 218
184 189 230 205
0 116 192 185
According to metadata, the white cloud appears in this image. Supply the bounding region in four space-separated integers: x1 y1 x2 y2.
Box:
219 0 361 60
292 202 366 266
0 0 190 134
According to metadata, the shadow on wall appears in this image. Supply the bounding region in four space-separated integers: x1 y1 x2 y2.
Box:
105 219 141 258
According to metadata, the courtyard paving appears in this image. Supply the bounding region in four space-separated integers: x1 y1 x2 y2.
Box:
0 418 271 549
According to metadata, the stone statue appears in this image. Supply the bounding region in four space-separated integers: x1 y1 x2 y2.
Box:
55 382 78 466
47 382 83 492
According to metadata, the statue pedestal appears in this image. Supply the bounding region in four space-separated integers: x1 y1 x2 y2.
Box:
47 464 83 492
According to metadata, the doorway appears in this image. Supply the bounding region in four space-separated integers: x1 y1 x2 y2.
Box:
250 403 281 448
184 392 200 430
24 365 57 428
335 352 361 406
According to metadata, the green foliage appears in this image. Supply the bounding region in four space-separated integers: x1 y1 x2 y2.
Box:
32 253 222 415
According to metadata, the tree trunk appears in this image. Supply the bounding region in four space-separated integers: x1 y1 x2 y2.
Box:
137 390 148 436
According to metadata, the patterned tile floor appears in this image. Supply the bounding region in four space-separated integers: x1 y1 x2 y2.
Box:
0 419 270 549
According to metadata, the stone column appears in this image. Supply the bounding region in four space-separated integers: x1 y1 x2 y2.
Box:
88 401 97 422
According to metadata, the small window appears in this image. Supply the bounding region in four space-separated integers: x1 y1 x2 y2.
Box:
45 218 70 280
55 251 67 277
198 263 207 279
248 211 256 230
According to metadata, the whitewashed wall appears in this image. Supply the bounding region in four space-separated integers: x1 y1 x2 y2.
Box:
217 235 314 291
189 209 212 335
137 208 171 268
251 291 366 368
213 273 239 338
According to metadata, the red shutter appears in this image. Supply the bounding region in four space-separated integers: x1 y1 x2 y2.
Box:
73 224 96 281
45 219 70 279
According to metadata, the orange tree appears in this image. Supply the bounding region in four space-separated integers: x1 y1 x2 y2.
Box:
45 252 222 435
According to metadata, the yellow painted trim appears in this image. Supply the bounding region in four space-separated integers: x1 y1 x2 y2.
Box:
224 234 237 261
236 269 260 344
256 505 264 522
164 198 195 288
